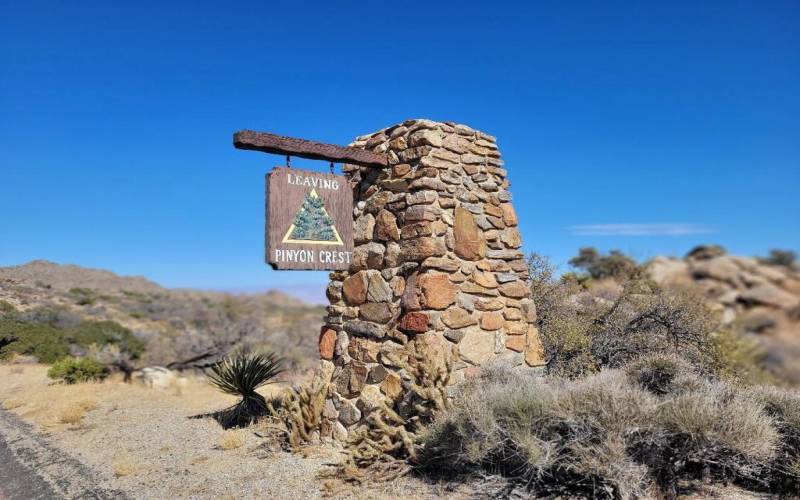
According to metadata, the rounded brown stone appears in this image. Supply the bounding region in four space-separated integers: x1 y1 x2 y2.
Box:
505 335 526 352
472 270 499 289
349 362 369 395
399 311 429 333
501 228 522 248
499 281 528 299
505 321 528 335
354 214 376 244
441 307 477 329
525 326 546 366
319 327 337 360
375 209 400 241
381 372 403 400
359 302 394 323
342 272 368 305
400 237 446 262
480 312 504 331
501 203 518 226
458 328 494 365
418 272 458 309
453 207 487 261
348 337 380 363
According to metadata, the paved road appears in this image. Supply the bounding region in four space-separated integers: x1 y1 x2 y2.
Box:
0 410 126 500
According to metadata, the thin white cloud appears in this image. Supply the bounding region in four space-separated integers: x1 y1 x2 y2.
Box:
569 224 715 236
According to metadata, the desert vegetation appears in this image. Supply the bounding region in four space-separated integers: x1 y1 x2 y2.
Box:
204 351 284 428
47 356 107 384
419 359 800 498
304 249 799 497
2 251 798 498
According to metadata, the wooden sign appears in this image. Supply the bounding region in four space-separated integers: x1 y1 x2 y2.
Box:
266 167 354 270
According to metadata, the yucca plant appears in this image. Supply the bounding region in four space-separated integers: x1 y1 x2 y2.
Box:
206 351 284 428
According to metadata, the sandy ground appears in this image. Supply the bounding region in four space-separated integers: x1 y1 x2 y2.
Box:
0 364 451 500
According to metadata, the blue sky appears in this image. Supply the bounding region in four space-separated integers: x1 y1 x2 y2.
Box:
1 1 798 302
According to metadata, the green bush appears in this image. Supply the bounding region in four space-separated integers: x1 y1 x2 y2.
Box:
0 319 69 363
758 249 797 268
68 287 97 306
65 321 145 359
0 315 144 363
47 357 107 384
568 247 639 281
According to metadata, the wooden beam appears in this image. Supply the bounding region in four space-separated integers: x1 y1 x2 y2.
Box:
233 130 387 168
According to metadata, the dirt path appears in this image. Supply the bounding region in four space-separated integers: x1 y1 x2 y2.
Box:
0 409 126 499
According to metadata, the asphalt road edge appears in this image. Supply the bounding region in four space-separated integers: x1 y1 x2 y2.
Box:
0 409 127 500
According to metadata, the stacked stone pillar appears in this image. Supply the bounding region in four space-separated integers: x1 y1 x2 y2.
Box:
318 119 545 440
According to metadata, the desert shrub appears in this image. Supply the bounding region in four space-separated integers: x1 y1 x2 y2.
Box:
529 253 598 378
591 283 718 370
15 305 82 329
420 364 798 498
759 248 797 268
420 367 657 498
0 300 16 317
68 287 97 306
530 254 721 378
636 383 779 495
569 247 639 281
749 386 800 492
0 319 69 362
686 244 727 260
624 355 702 396
65 320 145 359
205 351 284 428
711 329 773 384
0 315 144 363
48 357 107 384
218 430 245 450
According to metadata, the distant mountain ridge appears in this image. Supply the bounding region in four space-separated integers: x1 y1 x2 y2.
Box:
0 260 324 372
0 260 162 294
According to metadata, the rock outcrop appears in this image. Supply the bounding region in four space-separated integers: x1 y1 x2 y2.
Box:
646 246 800 382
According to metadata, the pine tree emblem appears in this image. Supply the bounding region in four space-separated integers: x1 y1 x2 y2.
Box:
282 190 343 245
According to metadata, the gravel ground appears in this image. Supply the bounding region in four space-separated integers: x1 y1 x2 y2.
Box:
0 365 456 500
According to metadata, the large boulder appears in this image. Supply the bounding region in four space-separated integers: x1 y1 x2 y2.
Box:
135 366 175 390
646 256 690 285
739 284 800 310
690 256 742 286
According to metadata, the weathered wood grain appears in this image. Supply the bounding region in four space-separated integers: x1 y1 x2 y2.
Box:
235 130 387 168
266 167 354 271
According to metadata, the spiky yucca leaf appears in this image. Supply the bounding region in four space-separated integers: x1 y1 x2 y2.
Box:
208 352 283 397
204 351 284 429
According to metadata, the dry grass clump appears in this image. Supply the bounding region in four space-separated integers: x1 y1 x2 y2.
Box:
112 457 139 477
624 354 703 396
218 430 245 450
57 399 97 425
419 361 799 498
2 398 24 410
748 386 800 492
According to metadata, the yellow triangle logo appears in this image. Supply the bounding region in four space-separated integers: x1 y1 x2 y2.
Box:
282 189 344 246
